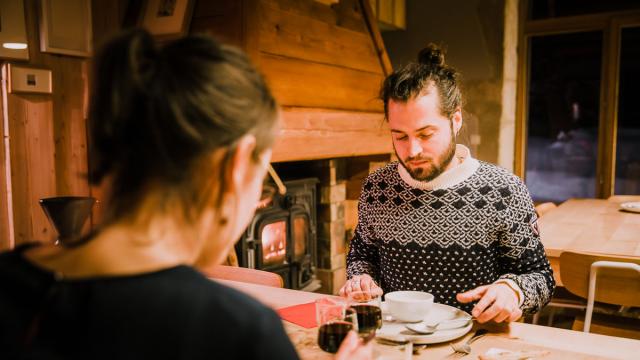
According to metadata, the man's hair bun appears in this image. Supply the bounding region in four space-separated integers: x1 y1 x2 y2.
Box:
417 43 445 67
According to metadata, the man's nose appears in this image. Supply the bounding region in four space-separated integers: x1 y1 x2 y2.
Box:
409 138 422 157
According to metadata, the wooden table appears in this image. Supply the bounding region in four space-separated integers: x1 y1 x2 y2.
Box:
219 279 640 359
538 197 640 285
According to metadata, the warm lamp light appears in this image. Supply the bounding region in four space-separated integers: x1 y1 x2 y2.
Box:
3 42 28 50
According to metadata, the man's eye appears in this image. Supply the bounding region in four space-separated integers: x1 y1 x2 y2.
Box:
395 135 408 141
418 133 433 140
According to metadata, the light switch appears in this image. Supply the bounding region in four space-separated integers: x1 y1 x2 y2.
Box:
7 64 52 94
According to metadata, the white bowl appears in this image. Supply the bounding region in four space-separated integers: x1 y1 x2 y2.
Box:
385 291 434 323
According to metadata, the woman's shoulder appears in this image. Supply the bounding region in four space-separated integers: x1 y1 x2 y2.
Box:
0 243 51 283
150 269 295 355
170 268 279 320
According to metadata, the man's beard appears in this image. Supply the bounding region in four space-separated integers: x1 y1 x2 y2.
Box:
397 133 457 182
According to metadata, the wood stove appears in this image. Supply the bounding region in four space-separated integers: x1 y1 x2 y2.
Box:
234 178 319 291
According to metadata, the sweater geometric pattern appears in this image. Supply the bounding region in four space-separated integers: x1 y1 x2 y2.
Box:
347 161 555 314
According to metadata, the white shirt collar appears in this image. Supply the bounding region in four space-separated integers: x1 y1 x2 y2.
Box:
397 144 480 190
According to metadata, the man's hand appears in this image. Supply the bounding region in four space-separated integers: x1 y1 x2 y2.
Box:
338 274 383 298
456 283 522 323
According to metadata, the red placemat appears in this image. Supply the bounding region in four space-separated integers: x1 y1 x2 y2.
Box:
277 302 317 329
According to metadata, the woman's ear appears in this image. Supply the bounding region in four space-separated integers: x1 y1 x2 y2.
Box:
226 134 257 193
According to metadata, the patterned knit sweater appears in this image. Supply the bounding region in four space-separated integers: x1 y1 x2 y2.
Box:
347 145 555 314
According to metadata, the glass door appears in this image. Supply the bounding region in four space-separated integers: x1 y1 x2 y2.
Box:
518 4 640 201
524 32 603 203
614 26 640 195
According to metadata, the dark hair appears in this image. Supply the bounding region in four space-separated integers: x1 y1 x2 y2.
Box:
379 43 462 119
88 29 278 224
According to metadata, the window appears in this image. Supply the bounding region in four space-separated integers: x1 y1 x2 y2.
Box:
529 0 640 20
517 2 640 201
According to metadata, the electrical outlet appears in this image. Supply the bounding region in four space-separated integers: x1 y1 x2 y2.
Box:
7 64 52 94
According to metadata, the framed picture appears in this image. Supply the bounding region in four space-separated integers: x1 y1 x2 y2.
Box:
0 0 29 61
140 0 195 40
40 0 92 57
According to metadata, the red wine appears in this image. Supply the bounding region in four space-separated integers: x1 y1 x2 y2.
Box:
317 321 352 353
351 304 382 334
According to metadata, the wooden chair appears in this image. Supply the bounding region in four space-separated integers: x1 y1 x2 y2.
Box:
202 264 284 288
556 252 640 337
534 202 557 218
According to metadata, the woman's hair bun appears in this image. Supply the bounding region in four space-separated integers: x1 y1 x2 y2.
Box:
417 43 445 67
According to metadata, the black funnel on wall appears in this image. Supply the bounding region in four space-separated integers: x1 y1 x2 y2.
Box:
39 196 95 245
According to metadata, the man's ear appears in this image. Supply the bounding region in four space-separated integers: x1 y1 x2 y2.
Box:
452 108 463 136
226 134 257 194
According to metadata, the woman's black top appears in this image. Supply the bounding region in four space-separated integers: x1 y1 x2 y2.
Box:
0 245 300 360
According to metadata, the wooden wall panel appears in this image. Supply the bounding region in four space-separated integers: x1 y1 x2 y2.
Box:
50 58 90 197
259 0 381 73
0 77 10 249
7 96 57 244
189 0 393 159
262 0 367 33
271 108 391 162
260 53 384 112
0 0 94 247
190 0 244 47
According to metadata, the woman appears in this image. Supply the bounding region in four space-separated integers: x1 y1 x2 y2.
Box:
0 29 371 359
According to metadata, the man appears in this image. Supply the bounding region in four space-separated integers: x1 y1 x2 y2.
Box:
341 44 554 323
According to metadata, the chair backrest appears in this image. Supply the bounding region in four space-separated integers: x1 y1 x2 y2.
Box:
534 202 557 217
203 265 284 288
560 251 640 307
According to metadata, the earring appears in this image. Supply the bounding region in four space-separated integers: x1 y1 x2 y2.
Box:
218 193 238 227
218 195 231 225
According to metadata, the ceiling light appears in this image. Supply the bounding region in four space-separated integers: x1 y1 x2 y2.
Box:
3 43 28 50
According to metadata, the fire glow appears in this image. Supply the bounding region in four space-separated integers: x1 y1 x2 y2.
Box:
293 216 308 258
261 221 287 265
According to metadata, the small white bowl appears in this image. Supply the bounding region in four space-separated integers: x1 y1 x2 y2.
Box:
385 291 434 323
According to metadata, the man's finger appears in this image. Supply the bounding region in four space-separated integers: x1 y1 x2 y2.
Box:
457 285 490 304
476 299 503 323
350 277 362 292
508 308 523 322
339 283 348 297
360 278 372 294
340 278 358 297
493 307 511 323
471 290 497 319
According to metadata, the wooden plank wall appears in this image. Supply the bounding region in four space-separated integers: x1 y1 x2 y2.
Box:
0 76 10 249
257 0 384 112
0 0 121 249
273 108 390 161
191 0 393 162
191 1 244 47
0 0 85 246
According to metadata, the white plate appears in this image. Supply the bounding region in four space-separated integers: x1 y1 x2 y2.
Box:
620 202 640 214
377 302 472 344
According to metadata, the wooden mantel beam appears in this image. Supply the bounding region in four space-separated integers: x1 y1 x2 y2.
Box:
271 107 392 162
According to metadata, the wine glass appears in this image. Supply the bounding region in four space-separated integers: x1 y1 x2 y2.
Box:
315 297 358 353
348 290 382 337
